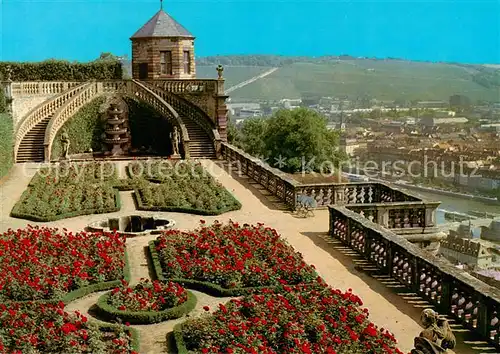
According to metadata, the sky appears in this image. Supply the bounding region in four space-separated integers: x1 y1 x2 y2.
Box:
1 0 499 64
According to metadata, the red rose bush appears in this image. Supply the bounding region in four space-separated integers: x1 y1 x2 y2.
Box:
153 221 317 292
97 279 196 324
178 282 404 354
0 226 126 301
0 302 136 353
108 279 188 311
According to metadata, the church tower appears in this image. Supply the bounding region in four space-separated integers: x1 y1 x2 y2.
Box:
131 4 196 80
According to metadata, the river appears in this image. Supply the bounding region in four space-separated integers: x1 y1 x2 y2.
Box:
397 188 500 225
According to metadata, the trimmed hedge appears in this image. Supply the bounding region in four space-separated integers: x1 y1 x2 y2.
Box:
172 323 189 354
149 241 271 297
95 290 197 325
0 113 13 179
10 188 121 222
134 189 242 216
0 59 122 81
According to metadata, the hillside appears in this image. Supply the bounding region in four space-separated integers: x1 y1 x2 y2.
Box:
121 55 499 102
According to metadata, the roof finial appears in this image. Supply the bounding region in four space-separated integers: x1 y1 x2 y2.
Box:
160 0 163 10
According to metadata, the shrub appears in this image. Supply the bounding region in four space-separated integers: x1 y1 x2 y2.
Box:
0 59 122 81
176 283 403 354
128 160 241 215
0 113 13 179
11 161 120 221
96 279 197 324
152 221 317 295
0 302 137 353
0 226 127 302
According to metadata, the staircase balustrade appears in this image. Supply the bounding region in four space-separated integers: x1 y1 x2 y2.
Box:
43 83 99 161
14 83 89 162
140 81 221 146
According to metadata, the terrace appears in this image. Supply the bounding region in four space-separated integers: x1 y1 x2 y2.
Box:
1 150 499 352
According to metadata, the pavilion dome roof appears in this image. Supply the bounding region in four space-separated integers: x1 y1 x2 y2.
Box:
131 9 194 39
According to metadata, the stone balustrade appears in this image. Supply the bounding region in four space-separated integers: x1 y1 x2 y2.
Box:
43 83 100 161
142 79 218 94
141 81 221 154
346 201 440 232
221 143 431 211
329 205 500 350
14 83 89 162
11 82 81 97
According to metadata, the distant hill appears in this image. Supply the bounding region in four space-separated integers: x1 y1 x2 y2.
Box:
195 55 500 103
120 55 500 102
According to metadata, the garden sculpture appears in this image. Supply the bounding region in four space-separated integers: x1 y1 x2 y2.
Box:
171 126 180 156
295 194 317 217
61 131 70 160
411 309 456 354
217 65 224 79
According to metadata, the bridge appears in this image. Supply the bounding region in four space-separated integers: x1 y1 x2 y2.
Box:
7 78 229 163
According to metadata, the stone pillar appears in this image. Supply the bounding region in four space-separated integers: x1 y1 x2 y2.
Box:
377 207 389 228
425 206 436 227
2 80 13 115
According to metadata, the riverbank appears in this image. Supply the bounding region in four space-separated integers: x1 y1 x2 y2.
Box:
393 182 500 205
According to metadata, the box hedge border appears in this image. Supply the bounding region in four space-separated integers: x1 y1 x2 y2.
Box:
95 289 197 324
10 188 122 222
1 250 131 306
172 323 189 354
134 190 242 216
125 161 243 215
148 241 288 297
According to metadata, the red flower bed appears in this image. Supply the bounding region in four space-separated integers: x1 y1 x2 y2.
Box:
0 226 126 301
155 221 317 289
108 279 188 312
179 282 403 354
0 302 136 353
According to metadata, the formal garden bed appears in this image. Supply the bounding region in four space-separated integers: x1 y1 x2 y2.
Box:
0 302 139 353
0 226 128 302
149 220 318 296
0 226 138 353
127 160 241 215
96 279 196 324
174 282 403 354
11 162 120 221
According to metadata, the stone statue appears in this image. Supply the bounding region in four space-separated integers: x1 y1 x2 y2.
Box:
216 65 224 80
171 126 180 156
411 309 456 354
61 131 70 160
5 65 12 81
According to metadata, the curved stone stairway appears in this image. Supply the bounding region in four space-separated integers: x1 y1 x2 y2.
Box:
16 115 53 162
141 82 217 159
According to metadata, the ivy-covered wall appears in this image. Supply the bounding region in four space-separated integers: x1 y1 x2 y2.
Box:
51 96 174 159
52 96 107 159
124 97 173 156
0 113 13 179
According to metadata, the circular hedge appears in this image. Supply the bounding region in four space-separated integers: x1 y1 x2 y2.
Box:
96 284 197 324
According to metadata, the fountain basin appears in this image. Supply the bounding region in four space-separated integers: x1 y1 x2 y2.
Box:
87 214 175 237
106 128 128 135
105 137 130 144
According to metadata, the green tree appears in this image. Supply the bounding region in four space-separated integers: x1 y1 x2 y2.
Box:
227 118 241 146
262 108 346 173
239 118 268 156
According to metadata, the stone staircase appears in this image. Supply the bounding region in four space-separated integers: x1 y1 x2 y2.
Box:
183 117 216 159
16 115 53 163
